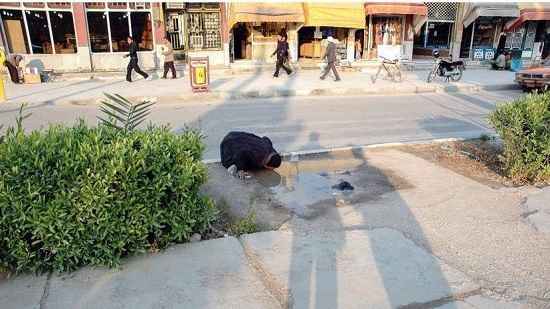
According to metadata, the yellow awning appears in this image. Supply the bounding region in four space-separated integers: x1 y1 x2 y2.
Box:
229 3 305 28
303 3 365 29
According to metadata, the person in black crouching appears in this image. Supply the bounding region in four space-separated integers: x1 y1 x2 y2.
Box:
220 131 282 179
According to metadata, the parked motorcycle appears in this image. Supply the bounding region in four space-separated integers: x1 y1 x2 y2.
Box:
427 50 465 83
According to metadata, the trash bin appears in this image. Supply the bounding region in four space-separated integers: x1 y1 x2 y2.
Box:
189 57 209 92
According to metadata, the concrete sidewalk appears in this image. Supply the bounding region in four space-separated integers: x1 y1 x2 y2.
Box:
4 69 518 106
1 147 548 309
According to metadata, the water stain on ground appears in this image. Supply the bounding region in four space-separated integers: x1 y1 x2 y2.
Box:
253 150 412 219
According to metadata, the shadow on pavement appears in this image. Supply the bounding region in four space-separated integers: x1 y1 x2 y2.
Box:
266 132 461 307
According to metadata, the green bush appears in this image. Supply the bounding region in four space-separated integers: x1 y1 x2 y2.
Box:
489 92 550 183
0 122 216 272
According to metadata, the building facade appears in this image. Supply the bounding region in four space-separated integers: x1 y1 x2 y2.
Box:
2 2 549 74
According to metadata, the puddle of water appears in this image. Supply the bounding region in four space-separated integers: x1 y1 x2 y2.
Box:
253 151 406 218
255 163 338 218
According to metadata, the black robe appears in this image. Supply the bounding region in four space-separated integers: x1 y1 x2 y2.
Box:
220 131 278 171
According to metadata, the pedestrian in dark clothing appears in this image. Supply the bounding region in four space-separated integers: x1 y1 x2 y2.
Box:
320 36 341 81
221 131 282 178
124 36 149 82
272 34 293 78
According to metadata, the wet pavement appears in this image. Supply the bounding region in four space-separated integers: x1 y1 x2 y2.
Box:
253 150 411 219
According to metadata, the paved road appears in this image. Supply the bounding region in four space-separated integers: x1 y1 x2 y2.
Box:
0 90 520 160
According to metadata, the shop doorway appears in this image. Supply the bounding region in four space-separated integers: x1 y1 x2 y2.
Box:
355 29 364 60
165 11 187 62
232 23 250 60
460 24 473 58
367 16 404 60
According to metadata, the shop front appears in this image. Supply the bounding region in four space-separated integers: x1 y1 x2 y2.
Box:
298 3 364 64
163 2 224 65
364 2 427 61
414 2 458 58
504 3 550 63
228 3 304 63
458 3 519 61
0 2 90 72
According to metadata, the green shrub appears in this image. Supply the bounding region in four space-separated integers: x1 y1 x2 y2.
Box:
0 122 216 273
489 92 550 183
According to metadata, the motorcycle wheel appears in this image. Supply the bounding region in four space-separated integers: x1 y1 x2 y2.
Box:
450 68 463 82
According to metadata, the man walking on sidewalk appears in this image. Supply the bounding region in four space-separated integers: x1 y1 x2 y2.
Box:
272 33 293 78
320 36 341 82
124 36 149 82
161 37 177 79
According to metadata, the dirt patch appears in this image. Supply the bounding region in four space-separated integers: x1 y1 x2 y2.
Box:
398 139 514 188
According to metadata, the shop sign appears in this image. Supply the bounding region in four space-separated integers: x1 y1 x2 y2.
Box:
522 50 533 58
473 48 484 60
189 57 209 92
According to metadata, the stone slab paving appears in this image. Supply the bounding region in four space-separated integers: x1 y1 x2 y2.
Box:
35 237 278 309
0 274 48 309
522 187 550 235
241 229 479 309
437 295 523 309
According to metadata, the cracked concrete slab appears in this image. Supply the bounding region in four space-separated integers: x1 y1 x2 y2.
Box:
522 187 550 235
278 149 550 302
0 274 48 309
241 229 479 309
42 237 280 309
436 295 524 309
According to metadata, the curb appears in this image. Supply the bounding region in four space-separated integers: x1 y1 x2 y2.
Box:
202 135 498 165
49 82 519 106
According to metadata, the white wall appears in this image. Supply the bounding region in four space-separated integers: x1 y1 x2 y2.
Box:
91 52 157 72
22 48 92 73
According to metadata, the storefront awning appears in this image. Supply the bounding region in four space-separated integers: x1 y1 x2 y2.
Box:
505 3 550 31
462 3 519 28
229 3 305 28
364 2 427 16
303 3 365 29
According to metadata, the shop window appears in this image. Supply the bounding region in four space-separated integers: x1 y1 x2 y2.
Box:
109 12 130 52
472 20 495 48
129 2 150 10
85 2 105 9
87 11 109 52
24 10 52 54
1 9 29 53
48 3 72 9
426 22 452 49
253 22 285 38
23 2 45 8
188 11 221 50
372 17 403 48
523 22 537 50
49 11 76 54
130 12 153 51
505 28 525 50
108 2 127 10
0 3 22 7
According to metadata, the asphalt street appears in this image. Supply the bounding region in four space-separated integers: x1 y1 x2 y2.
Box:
0 90 521 160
